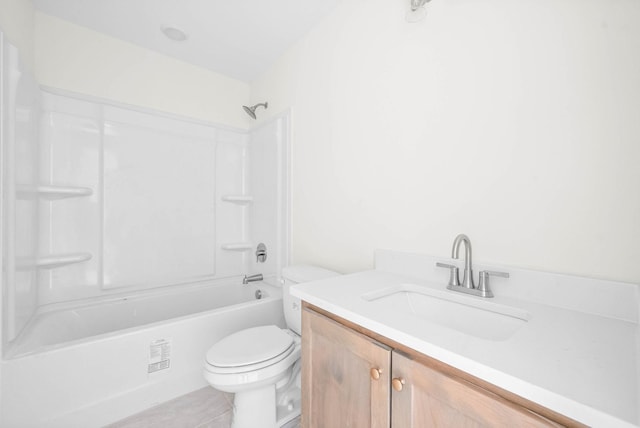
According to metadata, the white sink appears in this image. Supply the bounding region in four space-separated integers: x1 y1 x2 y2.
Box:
361 284 531 341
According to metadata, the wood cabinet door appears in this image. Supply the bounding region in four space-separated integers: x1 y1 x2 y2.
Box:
302 307 391 428
391 351 562 428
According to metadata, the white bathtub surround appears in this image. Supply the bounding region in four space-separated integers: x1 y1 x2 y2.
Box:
1 38 292 427
2 76 290 346
33 90 259 302
292 249 640 428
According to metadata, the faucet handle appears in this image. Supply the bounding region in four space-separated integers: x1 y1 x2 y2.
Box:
256 243 267 263
436 262 460 287
483 270 509 278
477 270 509 298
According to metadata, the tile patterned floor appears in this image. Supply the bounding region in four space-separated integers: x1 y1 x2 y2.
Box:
106 387 301 428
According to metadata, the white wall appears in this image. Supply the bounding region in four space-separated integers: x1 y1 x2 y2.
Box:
0 4 252 128
0 0 34 71
251 0 640 283
34 12 251 129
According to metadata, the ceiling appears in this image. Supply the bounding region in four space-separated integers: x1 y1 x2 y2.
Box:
33 0 341 83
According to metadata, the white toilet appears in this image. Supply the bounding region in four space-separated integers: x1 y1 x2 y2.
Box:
203 265 339 428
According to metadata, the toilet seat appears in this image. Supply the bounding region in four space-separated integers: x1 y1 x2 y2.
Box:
205 326 295 374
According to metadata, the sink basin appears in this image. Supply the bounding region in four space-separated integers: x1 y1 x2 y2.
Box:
361 284 530 341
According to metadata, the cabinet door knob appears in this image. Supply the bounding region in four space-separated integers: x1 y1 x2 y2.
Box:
392 377 405 392
370 367 382 380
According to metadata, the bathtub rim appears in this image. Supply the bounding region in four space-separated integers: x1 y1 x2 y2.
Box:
36 274 281 314
4 277 282 360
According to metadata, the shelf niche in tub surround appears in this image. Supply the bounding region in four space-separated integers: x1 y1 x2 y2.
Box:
16 184 93 200
291 249 640 428
16 253 93 270
221 243 253 251
221 194 253 204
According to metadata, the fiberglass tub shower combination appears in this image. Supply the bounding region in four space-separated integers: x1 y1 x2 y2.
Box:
1 41 291 427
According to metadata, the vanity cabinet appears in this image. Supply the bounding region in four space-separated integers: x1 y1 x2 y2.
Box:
302 304 582 428
390 351 562 427
301 302 391 427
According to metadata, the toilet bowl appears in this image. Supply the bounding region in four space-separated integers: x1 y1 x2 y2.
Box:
204 325 300 392
203 266 339 428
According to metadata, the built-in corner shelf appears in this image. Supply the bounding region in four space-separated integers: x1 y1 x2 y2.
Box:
221 195 253 205
16 252 93 270
221 243 253 251
17 184 94 200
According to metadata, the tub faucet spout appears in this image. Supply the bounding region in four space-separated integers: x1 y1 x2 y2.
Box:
242 273 263 285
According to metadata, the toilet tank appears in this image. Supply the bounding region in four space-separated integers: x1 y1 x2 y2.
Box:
281 265 339 335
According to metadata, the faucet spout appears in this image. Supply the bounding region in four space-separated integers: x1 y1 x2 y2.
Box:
242 273 263 285
452 234 474 289
437 234 505 298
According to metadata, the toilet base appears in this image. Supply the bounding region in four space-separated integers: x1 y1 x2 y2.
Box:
205 331 304 427
230 381 301 428
276 385 301 427
232 385 276 428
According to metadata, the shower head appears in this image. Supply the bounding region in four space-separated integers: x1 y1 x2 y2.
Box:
406 0 431 22
410 0 430 11
242 102 268 119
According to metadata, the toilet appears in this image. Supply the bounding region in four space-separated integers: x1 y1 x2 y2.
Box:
203 265 339 428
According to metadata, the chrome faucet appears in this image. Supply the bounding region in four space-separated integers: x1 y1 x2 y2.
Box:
452 234 474 289
242 273 263 285
436 234 509 298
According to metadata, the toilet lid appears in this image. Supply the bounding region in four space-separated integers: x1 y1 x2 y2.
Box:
206 325 294 368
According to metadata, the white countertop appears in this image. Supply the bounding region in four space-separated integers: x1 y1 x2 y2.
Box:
291 250 640 428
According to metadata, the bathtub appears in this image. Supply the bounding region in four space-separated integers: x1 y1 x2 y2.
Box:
0 278 285 428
